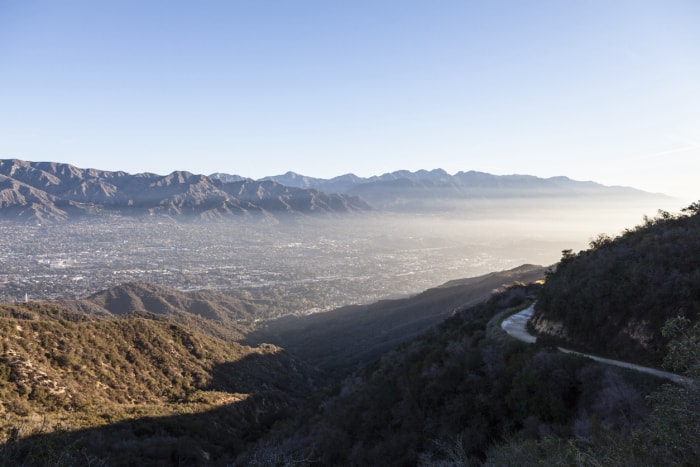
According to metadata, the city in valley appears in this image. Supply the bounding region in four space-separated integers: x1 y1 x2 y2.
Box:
0 205 650 318
0 216 519 315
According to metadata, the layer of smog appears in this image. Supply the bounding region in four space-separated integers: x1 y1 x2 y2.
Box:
2 197 672 317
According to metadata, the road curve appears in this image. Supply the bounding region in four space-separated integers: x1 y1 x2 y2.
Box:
500 303 537 344
501 302 692 385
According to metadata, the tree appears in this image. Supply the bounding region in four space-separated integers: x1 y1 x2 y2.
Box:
681 201 700 215
661 315 700 376
560 249 576 264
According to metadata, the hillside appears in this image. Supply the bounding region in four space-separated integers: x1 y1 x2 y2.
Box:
240 285 666 465
0 300 319 464
237 203 700 465
56 282 267 340
532 202 700 366
244 264 547 373
0 159 370 222
0 267 551 464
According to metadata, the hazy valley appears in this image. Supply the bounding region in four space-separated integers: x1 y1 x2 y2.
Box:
5 1 698 463
0 160 674 311
0 159 697 466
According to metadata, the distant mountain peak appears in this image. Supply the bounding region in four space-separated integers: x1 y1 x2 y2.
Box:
252 168 666 212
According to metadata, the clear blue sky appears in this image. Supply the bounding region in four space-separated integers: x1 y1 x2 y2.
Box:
1 1 698 201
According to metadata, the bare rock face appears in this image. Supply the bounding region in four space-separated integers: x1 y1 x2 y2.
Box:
530 315 569 339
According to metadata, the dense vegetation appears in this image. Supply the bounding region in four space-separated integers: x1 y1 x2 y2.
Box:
487 302 700 466
534 202 700 366
487 202 700 466
240 286 663 465
0 301 318 465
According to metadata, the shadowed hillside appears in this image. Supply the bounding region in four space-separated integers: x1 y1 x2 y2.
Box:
238 204 700 465
240 285 665 465
244 265 547 373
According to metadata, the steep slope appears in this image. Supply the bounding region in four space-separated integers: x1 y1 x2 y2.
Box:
0 174 84 222
244 264 547 373
0 159 371 221
532 202 700 366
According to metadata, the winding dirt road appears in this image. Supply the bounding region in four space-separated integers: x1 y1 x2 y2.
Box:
501 303 691 384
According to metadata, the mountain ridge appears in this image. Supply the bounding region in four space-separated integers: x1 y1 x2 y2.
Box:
54 281 267 341
254 168 663 195
0 159 371 222
243 168 670 211
0 159 670 222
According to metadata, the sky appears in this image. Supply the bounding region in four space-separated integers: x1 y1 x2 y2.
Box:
1 0 699 202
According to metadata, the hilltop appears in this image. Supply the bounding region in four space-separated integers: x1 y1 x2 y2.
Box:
55 282 266 340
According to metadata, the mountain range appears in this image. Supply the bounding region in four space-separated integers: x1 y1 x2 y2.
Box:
251 168 666 210
0 158 668 222
0 159 370 222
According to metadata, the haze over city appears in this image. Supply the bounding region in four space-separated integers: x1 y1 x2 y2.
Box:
3 3 700 465
1 1 698 201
